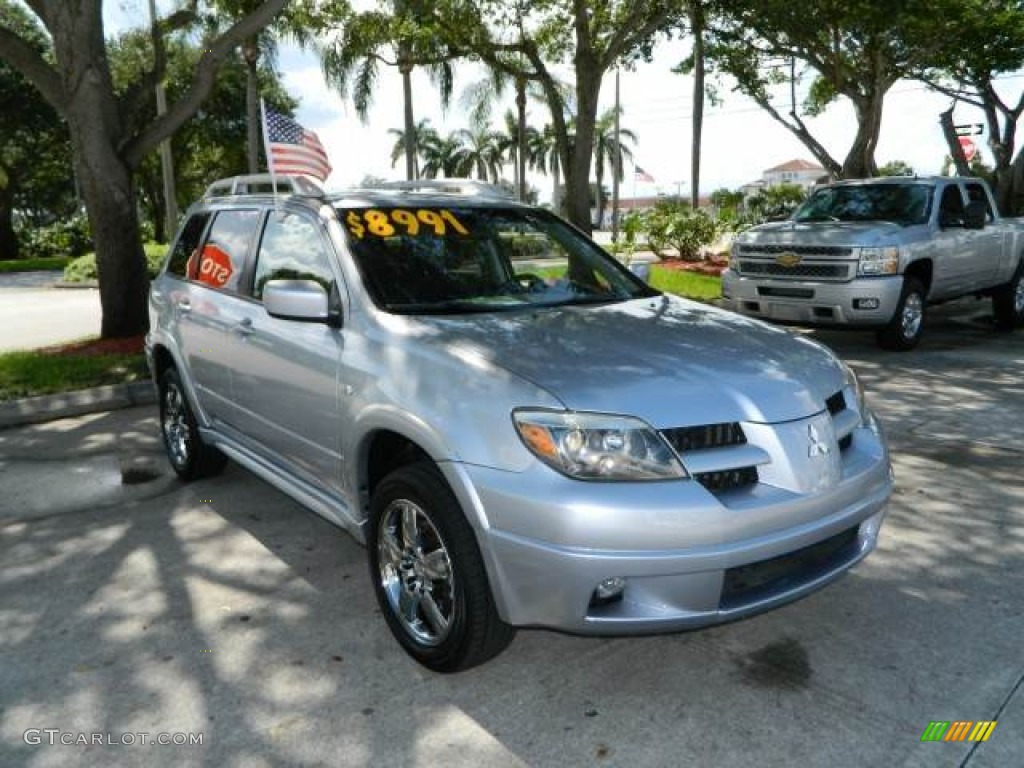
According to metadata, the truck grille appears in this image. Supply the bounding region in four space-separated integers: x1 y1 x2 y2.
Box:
661 423 759 494
737 245 854 257
739 261 852 281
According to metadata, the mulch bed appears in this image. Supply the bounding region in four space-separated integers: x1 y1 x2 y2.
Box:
38 335 145 357
656 255 729 277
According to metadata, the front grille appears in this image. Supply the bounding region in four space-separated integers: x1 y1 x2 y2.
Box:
719 526 860 610
739 261 851 280
737 244 854 257
697 467 759 493
662 422 746 453
826 391 846 415
661 423 758 493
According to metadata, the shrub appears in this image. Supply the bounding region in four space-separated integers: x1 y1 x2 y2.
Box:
640 202 720 261
18 213 93 260
63 242 167 283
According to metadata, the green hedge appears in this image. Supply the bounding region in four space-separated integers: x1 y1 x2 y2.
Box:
63 242 167 283
0 257 71 273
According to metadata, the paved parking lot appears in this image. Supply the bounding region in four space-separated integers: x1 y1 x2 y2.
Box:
1 300 1021 767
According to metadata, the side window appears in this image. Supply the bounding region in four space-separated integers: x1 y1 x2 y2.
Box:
166 213 210 277
253 211 336 300
964 183 995 222
194 209 260 292
938 186 965 226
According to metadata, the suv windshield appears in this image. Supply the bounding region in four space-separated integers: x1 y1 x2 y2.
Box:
336 205 657 314
793 184 931 226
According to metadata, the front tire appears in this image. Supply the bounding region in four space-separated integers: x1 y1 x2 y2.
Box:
877 277 926 351
992 263 1024 331
368 462 514 672
159 367 227 481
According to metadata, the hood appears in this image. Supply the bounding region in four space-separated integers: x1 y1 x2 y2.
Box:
412 296 846 427
739 219 903 249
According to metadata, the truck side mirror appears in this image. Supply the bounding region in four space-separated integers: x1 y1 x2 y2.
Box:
963 200 987 230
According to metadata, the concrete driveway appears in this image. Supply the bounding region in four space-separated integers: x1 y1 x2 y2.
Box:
0 300 1021 767
0 272 100 352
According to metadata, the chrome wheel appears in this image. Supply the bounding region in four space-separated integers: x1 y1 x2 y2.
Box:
900 291 923 340
162 380 190 468
377 499 455 646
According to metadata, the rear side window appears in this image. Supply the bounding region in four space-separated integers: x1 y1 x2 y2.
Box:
253 211 336 300
192 209 260 293
166 213 210 277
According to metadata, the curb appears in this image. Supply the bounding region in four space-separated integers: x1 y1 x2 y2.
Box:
0 380 156 430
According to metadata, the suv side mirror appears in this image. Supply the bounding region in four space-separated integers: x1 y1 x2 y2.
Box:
963 200 987 230
263 279 329 322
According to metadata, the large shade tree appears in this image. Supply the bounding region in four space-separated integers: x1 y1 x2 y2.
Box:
706 0 941 179
440 0 682 234
0 0 291 338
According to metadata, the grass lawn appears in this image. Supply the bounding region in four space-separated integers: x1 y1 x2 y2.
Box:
0 337 149 401
0 257 71 273
647 266 723 301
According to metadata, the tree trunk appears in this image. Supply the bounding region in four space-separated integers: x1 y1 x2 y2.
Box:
552 159 561 216
594 157 606 229
401 65 416 180
565 75 600 234
842 93 884 178
689 2 705 209
243 39 261 174
939 108 971 177
0 180 18 259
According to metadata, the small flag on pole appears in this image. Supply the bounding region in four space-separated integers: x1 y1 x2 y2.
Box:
262 106 332 181
634 165 655 183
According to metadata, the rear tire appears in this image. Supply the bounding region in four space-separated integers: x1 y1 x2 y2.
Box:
877 277 926 351
368 462 514 672
992 263 1024 331
159 367 227 481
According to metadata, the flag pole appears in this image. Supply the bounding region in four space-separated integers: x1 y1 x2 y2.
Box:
259 98 279 208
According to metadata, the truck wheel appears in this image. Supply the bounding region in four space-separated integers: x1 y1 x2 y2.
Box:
368 462 514 673
992 263 1024 331
159 367 228 480
876 277 926 351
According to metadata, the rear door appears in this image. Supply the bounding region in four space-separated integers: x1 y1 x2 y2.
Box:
172 207 262 426
228 207 346 494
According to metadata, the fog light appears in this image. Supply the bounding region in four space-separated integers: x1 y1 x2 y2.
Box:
853 298 880 310
593 577 626 603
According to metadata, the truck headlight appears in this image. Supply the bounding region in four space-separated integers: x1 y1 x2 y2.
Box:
513 410 687 481
857 246 899 276
729 244 740 272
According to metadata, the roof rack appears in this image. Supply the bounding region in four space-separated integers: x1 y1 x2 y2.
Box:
366 179 515 200
203 174 324 199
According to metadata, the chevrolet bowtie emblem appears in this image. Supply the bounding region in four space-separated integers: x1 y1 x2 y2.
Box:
776 251 802 268
808 423 830 457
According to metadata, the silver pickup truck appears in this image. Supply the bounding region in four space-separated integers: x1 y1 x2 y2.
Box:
722 176 1024 349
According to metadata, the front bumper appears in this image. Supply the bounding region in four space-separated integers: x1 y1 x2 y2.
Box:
443 417 892 634
721 269 904 326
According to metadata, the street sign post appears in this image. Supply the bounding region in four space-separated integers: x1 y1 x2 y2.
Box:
955 123 984 136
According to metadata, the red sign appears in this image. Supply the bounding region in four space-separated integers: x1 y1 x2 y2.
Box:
958 136 977 162
197 244 234 288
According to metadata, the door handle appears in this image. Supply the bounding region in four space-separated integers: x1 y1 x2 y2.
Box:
177 299 191 313
233 317 254 337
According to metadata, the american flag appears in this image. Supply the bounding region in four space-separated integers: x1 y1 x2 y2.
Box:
634 165 655 183
263 107 332 181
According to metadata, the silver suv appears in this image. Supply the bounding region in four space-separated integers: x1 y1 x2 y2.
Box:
147 175 893 672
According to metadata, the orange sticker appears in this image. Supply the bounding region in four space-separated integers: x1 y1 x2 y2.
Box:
197 244 233 288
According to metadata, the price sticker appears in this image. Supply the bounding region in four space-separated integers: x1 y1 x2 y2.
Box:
344 208 469 239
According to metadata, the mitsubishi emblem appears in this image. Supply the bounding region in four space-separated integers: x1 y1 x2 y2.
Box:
808 423 830 458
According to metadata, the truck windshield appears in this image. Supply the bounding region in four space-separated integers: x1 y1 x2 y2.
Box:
793 184 931 226
335 205 658 315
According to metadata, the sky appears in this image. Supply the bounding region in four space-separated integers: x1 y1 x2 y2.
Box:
103 0 1023 203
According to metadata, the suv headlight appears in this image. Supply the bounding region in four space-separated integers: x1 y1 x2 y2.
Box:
857 246 899 276
513 410 687 481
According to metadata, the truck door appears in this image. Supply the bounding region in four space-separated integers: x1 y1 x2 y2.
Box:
962 181 1001 287
931 184 975 298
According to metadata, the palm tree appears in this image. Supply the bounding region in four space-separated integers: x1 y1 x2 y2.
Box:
529 123 571 215
387 119 437 178
453 127 505 182
419 131 465 179
592 108 637 229
318 0 456 180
